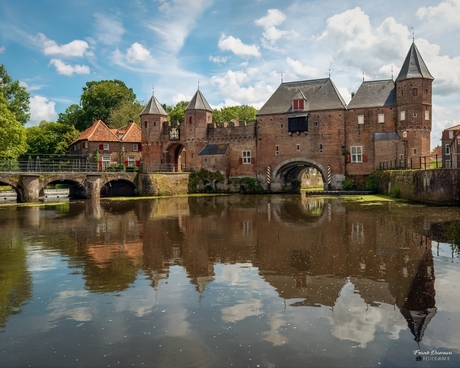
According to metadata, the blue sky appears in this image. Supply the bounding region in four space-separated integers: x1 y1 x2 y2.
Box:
1 0 459 149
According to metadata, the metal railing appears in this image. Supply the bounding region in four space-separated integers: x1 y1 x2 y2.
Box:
379 155 442 170
140 163 185 173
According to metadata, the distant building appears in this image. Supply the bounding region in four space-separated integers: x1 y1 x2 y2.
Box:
441 124 460 168
70 120 142 170
140 42 433 191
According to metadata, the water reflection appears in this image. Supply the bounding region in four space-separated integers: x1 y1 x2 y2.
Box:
0 196 459 367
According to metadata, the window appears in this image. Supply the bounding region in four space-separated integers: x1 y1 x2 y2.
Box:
401 111 405 121
445 144 450 155
319 144 323 153
351 146 362 163
144 121 148 128
103 143 109 151
292 99 304 111
102 156 111 168
412 112 417 118
128 156 135 167
288 116 308 133
275 145 279 156
242 150 251 164
82 141 88 149
378 114 384 123
133 144 138 152
296 144 300 151
280 123 284 129
446 160 451 168
449 130 454 139
414 149 417 155
189 116 192 124
425 110 430 120
413 88 418 96
358 115 364 124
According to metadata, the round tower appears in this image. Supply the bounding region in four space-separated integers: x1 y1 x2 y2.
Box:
182 89 213 170
395 41 434 163
139 94 169 169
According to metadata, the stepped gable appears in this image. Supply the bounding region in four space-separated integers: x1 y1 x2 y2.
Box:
347 80 396 109
257 78 346 116
140 95 168 115
396 42 434 82
185 89 213 112
73 120 119 143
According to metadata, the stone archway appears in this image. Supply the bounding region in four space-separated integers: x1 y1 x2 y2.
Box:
271 158 328 193
165 143 186 172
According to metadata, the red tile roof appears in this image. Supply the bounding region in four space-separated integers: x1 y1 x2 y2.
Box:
73 120 141 143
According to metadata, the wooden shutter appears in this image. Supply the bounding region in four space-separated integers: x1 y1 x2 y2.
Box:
251 157 255 164
346 155 351 163
239 158 243 164
362 154 368 162
99 144 103 150
138 144 142 151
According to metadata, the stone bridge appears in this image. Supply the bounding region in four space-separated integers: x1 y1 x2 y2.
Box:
0 172 139 203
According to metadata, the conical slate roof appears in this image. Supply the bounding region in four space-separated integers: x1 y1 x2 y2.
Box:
140 95 168 116
395 42 434 82
185 89 212 112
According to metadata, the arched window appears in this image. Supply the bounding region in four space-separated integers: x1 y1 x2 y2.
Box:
144 121 148 128
189 116 192 124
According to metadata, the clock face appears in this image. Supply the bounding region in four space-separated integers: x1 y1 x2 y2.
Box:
169 127 179 141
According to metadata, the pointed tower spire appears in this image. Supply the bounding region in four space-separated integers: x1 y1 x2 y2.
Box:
140 94 168 116
395 42 434 82
185 89 212 112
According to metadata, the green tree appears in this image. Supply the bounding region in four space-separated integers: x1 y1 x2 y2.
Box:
57 104 83 128
167 100 189 124
212 105 257 124
0 64 30 125
79 80 136 131
106 99 144 128
25 121 80 155
0 94 27 158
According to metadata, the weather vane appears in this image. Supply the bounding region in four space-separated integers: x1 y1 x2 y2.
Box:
410 27 414 41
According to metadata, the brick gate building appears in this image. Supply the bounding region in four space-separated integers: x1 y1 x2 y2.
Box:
140 42 433 191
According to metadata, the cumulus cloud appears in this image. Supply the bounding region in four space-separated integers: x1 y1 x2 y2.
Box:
218 34 261 58
49 59 90 76
211 69 274 107
126 42 151 63
255 9 298 49
29 95 57 124
417 0 460 26
93 13 125 45
33 33 90 57
0 46 5 53
285 57 320 79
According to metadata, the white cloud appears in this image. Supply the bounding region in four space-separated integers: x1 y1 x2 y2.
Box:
29 95 57 124
209 55 228 64
126 42 151 64
211 69 274 107
0 45 5 53
149 0 213 54
255 9 298 48
218 34 261 58
34 33 90 57
286 57 320 79
417 0 460 26
49 59 90 76
93 13 125 45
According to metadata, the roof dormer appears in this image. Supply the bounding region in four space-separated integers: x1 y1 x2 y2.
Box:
292 91 307 111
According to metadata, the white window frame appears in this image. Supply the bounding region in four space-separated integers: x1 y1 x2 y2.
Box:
127 156 135 167
358 115 364 124
445 144 451 155
351 146 362 163
103 143 109 151
133 144 138 152
102 156 111 168
401 111 405 121
412 112 417 118
378 114 384 123
242 150 251 164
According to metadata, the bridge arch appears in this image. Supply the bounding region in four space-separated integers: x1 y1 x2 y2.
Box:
39 178 85 199
272 157 328 192
0 177 20 202
100 178 137 197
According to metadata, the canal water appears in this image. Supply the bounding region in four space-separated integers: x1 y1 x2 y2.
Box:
0 195 459 368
